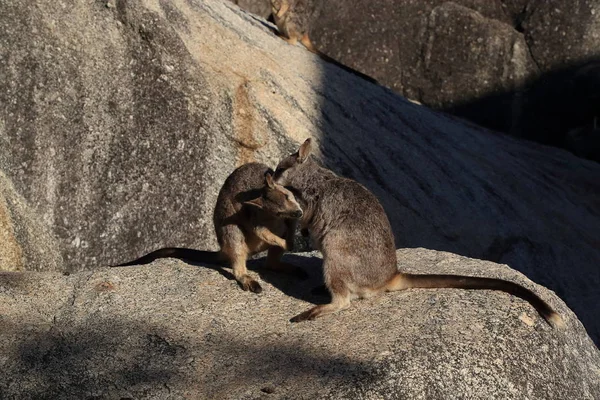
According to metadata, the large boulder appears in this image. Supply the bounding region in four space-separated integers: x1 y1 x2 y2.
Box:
512 60 600 152
233 0 600 160
310 1 530 108
0 0 599 345
1 249 599 398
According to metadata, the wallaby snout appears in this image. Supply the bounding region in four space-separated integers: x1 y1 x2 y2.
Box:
288 208 303 219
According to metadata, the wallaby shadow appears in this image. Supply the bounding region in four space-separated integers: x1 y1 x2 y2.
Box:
165 251 331 305
254 253 331 304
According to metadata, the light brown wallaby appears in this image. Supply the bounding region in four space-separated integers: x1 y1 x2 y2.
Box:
274 139 564 327
116 162 306 293
269 0 378 84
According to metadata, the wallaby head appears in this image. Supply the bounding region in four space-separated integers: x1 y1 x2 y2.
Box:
244 171 303 219
273 138 313 184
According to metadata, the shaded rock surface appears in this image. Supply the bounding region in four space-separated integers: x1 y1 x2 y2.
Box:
0 0 599 344
310 0 600 159
1 249 599 399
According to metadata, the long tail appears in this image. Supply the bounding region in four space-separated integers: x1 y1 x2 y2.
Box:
113 247 222 267
300 33 379 84
386 273 564 328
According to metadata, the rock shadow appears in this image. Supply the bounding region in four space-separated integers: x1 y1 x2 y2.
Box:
443 58 600 163
5 316 377 398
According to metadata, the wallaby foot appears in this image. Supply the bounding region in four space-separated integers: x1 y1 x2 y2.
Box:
227 247 263 294
290 291 350 322
300 33 315 52
239 274 263 293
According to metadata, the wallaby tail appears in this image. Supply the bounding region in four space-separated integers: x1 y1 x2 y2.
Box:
386 273 564 328
114 247 222 267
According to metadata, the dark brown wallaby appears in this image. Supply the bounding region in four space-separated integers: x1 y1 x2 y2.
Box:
115 162 306 293
274 139 564 327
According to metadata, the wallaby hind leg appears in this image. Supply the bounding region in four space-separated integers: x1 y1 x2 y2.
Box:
290 275 350 322
231 254 262 293
265 246 309 279
221 226 262 293
290 290 350 322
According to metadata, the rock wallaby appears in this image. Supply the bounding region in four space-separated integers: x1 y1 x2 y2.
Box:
116 162 306 293
269 0 378 84
274 139 564 327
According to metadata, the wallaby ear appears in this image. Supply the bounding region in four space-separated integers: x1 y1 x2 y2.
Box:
264 172 275 189
297 138 312 163
244 197 264 209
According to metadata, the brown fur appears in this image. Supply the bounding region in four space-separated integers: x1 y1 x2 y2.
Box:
269 0 378 84
274 139 564 328
116 163 306 293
